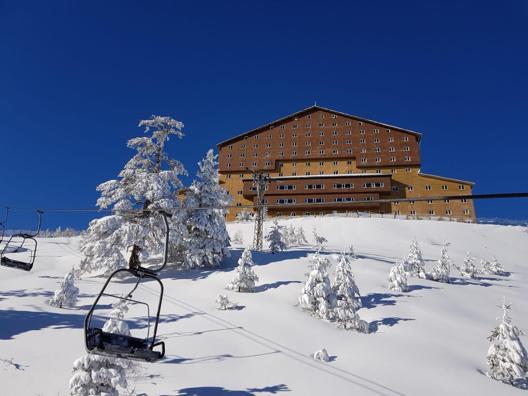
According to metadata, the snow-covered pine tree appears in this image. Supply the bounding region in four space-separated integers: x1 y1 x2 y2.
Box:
331 252 364 331
431 244 451 283
216 294 233 310
295 226 308 246
226 248 259 292
460 252 478 279
487 298 528 385
388 261 408 292
265 220 287 254
405 239 426 279
184 149 231 268
79 116 187 275
312 229 328 250
231 230 243 245
284 224 297 247
482 256 506 276
69 299 132 395
48 267 79 308
298 249 335 319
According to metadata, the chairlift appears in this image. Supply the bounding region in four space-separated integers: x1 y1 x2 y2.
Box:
0 207 9 244
84 210 171 362
0 210 43 271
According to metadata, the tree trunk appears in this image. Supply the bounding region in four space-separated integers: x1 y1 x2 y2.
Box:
128 199 151 270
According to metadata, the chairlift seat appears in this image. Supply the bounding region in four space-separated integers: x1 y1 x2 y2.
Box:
86 328 165 362
1 256 33 271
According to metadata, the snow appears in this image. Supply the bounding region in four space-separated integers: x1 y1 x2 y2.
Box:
1 217 528 395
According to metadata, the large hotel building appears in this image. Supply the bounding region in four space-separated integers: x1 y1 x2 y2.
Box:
217 105 475 222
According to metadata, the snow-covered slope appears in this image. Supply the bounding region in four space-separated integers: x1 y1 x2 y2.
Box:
1 217 527 395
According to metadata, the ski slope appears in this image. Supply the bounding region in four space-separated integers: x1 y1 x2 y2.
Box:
1 216 527 395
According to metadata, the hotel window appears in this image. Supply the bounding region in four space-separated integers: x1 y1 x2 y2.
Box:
305 141 311 146
361 158 367 163
428 210 435 215
237 190 243 195
305 131 311 137
409 200 415 204
292 162 297 167
463 209 470 215
403 146 410 151
305 150 311 155
332 130 338 136
319 123 324 127
364 196 374 201
346 149 353 154
227 153 232 158
253 152 258 157
345 121 352 126
255 135 260 139
376 169 381 174
306 162 311 166
319 161 324 166
441 185 448 190
394 201 400 206
408 185 414 191
346 139 351 144
305 184 324 189
392 186 399 191
404 156 411 161
386 129 391 133
390 156 396 162
306 123 311 128
373 128 380 134
402 136 409 141
461 198 468 203
335 197 354 202
389 147 395 152
363 182 384 188
427 200 433 204
265 161 271 167
236 203 242 207
292 172 297 176
290 212 296 217
292 132 297 138
332 149 339 154
410 210 416 215
446 209 452 215
358 121 363 125
345 130 352 135
277 184 296 190
388 137 394 142
425 185 432 191
332 140 338 145
319 150 325 155
331 114 337 119
319 131 324 136
306 115 311 119
241 144 246 149
332 122 337 127
292 151 297 156
267 134 272 139
252 161 257 166
374 138 380 143
227 163 231 168
277 198 296 204
458 185 466 190
279 152 284 157
375 147 381 152
279 163 284 168
333 170 339 174
444 199 450 203
239 162 243 167
334 183 354 189
360 129 365 134
347 160 352 165
266 143 271 148
360 138 365 143
319 140 324 145
361 148 367 153
406 167 411 172
305 197 325 203
240 153 245 158
305 171 311 175
375 157 381 163
265 152 270 157
292 141 297 147
279 134 284 139
279 143 284 148
280 125 285 129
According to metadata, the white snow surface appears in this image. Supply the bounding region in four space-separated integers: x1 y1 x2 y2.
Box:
1 217 527 395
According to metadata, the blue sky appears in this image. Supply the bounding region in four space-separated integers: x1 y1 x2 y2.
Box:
1 1 527 229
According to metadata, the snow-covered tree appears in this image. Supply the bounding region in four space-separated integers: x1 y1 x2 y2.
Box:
235 210 254 222
460 252 478 279
79 116 187 275
312 229 328 250
487 298 528 385
69 299 132 395
331 253 364 330
284 225 297 247
405 239 426 279
48 267 79 308
231 230 243 245
431 244 451 283
388 261 408 292
298 250 335 319
482 256 506 276
184 149 231 268
295 226 309 246
348 244 356 259
265 220 287 253
227 248 259 292
216 294 235 310
313 348 330 362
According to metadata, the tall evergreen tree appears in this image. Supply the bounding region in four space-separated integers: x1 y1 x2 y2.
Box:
265 220 287 253
80 116 186 275
227 248 259 292
184 149 231 268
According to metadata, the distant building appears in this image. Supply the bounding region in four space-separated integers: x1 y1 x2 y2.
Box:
217 105 475 222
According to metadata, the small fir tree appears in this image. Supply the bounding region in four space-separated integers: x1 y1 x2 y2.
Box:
295 226 309 246
284 225 297 247
265 220 287 254
487 298 528 385
405 239 426 279
184 149 231 268
227 248 259 292
460 252 478 278
69 299 131 395
431 244 451 283
388 261 408 292
48 267 79 308
216 294 234 310
482 256 505 276
331 253 364 330
231 230 243 245
312 229 328 250
298 249 335 319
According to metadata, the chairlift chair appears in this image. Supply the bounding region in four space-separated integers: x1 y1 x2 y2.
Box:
0 210 43 271
84 210 172 363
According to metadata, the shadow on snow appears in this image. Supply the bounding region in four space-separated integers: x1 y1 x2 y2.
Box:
165 383 290 396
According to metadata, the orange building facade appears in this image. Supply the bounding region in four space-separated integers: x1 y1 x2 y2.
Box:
217 105 475 222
